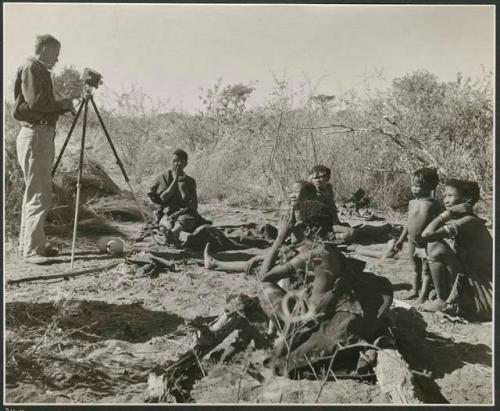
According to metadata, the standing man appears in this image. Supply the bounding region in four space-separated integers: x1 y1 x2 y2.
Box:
13 34 74 259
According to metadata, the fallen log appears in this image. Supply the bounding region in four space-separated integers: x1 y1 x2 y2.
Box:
148 295 269 402
6 261 121 285
374 346 425 404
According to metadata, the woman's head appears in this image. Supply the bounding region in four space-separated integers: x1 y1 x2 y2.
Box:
294 200 333 239
288 180 317 207
443 178 480 208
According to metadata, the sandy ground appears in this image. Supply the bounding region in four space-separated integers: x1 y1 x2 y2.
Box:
4 203 493 404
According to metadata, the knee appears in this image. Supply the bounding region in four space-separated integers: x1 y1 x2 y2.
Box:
25 193 51 213
427 242 448 263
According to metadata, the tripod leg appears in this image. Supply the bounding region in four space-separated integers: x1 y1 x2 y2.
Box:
70 99 89 268
89 96 159 245
52 99 85 177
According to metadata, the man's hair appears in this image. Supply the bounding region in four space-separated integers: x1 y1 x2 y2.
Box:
295 180 317 201
295 200 333 237
34 34 61 54
310 164 331 179
173 149 188 163
412 167 439 190
445 178 481 205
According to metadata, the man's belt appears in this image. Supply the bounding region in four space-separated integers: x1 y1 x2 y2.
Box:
24 119 55 126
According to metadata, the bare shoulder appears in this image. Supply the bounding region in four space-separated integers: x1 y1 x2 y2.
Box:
409 198 432 211
408 198 418 209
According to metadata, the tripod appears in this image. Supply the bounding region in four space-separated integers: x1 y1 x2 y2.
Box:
52 87 156 268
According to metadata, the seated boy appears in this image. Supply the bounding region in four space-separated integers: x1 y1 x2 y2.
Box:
148 149 201 244
419 179 492 321
393 167 442 301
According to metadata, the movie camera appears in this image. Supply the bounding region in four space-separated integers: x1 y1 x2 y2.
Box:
81 68 103 89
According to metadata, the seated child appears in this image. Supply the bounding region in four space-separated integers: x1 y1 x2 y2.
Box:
309 164 391 244
393 167 443 302
257 197 393 377
148 149 201 244
203 180 321 274
419 179 492 321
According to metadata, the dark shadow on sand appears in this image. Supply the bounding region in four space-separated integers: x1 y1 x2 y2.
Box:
391 282 412 292
32 254 123 265
392 307 491 404
6 300 184 343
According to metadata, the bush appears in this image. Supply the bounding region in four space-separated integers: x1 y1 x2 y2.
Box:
4 68 493 242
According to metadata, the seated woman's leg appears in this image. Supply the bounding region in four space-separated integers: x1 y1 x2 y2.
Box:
420 241 460 311
353 223 392 242
203 242 251 272
173 214 197 234
331 224 356 242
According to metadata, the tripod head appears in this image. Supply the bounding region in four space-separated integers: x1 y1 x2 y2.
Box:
79 68 103 100
81 84 95 101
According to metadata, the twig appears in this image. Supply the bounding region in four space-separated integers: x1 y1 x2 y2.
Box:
304 354 320 381
315 344 339 403
7 261 121 285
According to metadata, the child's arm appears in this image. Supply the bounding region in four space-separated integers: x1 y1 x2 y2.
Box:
394 226 408 250
394 201 412 249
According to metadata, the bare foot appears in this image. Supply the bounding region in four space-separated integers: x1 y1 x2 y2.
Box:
204 242 216 269
418 299 448 312
402 290 419 300
416 295 426 304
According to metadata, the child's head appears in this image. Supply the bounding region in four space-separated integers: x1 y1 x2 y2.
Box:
443 178 480 208
294 200 333 239
309 165 331 190
172 149 188 171
411 167 439 198
288 180 317 207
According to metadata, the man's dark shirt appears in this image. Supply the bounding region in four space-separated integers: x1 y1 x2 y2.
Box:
13 57 65 125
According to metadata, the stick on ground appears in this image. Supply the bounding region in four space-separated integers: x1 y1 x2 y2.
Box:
6 261 121 285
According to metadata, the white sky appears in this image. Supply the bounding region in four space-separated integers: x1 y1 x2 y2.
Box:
3 3 495 112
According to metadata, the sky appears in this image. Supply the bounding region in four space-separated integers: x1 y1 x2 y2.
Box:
3 3 495 113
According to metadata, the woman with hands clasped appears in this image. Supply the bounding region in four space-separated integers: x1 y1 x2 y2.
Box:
418 179 492 321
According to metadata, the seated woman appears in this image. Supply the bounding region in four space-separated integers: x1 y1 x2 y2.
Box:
419 179 492 321
258 199 393 377
203 180 319 274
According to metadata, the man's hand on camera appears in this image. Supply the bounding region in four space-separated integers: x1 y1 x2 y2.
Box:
59 98 76 115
